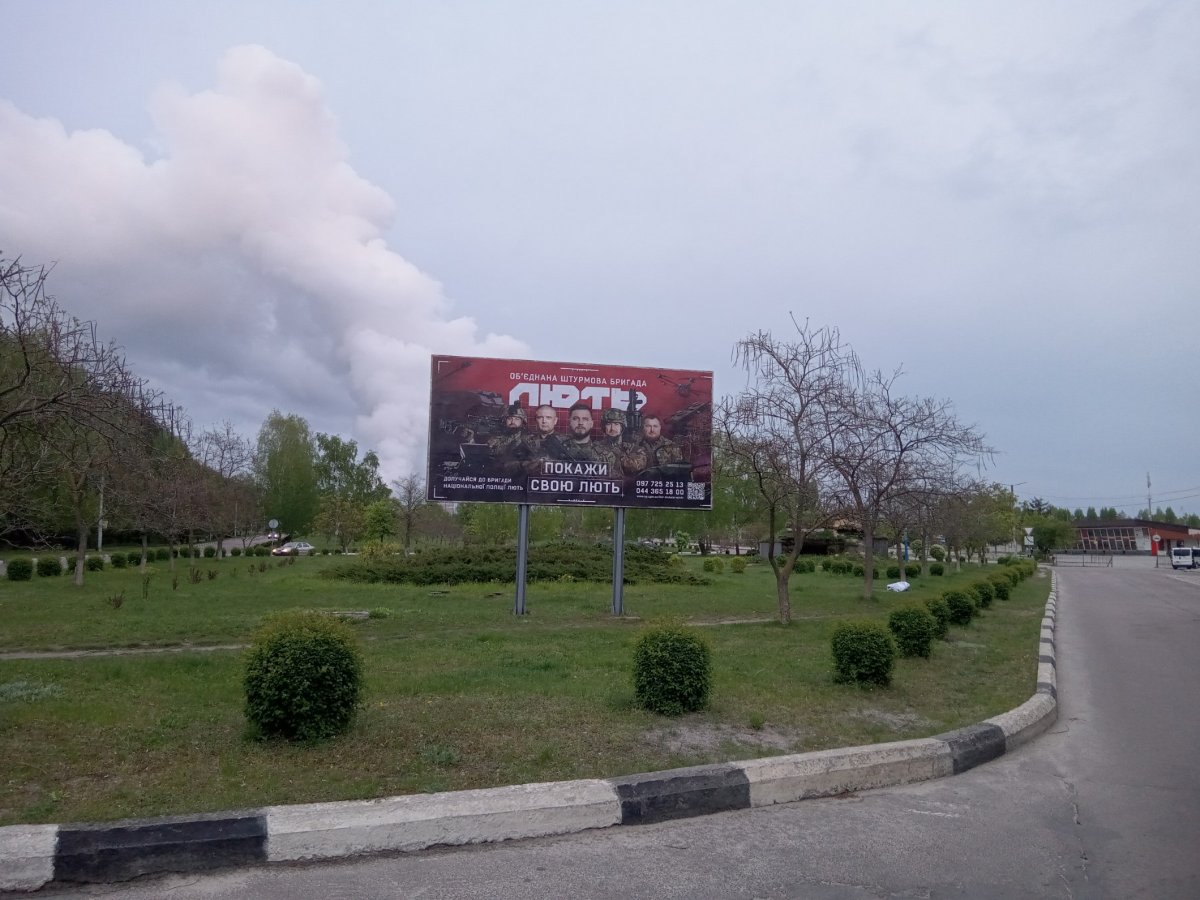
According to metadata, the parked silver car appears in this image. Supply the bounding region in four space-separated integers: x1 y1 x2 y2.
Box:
271 541 315 557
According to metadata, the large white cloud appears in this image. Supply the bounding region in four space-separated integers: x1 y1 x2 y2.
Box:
0 44 524 480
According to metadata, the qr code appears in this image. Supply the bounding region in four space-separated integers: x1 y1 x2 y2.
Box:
686 482 705 501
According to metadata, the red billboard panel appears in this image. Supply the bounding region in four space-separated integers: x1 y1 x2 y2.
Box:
427 355 713 509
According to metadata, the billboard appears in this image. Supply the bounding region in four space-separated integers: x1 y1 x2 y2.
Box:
427 355 713 509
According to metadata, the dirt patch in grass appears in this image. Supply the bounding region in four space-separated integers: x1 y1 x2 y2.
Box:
642 721 803 756
849 707 934 734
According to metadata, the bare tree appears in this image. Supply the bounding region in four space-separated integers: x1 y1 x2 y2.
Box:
2 256 153 541
192 421 258 556
391 474 426 553
717 321 860 624
824 368 992 598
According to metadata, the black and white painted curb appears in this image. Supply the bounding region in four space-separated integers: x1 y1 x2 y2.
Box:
0 575 1058 892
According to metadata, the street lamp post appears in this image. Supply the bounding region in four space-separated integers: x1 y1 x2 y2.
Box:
1009 482 1028 556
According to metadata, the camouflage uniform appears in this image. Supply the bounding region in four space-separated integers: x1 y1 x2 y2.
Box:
553 436 620 477
639 436 684 468
488 408 533 476
595 409 645 474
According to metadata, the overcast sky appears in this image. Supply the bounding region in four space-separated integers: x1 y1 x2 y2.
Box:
1 1 1197 515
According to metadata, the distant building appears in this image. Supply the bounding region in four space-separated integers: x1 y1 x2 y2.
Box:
1072 519 1199 554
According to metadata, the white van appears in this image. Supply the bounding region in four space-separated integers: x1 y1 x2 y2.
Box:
1170 547 1197 569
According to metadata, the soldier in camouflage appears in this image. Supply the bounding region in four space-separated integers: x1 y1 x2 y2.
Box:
488 404 534 475
637 413 684 469
597 408 648 475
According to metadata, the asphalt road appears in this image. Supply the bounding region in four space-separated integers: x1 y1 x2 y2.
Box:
34 563 1200 899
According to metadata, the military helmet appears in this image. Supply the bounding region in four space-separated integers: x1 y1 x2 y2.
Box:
600 409 625 425
505 403 527 423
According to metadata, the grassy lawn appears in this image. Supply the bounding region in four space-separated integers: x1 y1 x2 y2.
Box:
0 553 1050 826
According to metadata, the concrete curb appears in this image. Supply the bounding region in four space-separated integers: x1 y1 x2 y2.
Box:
0 573 1059 892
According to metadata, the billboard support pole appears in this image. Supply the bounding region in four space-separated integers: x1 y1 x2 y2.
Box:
612 507 626 616
515 504 530 615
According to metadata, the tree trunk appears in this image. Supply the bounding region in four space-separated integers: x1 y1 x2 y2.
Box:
861 521 876 599
141 533 149 570
920 526 930 577
74 519 88 587
775 569 792 625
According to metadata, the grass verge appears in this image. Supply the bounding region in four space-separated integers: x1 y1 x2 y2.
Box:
0 555 1050 825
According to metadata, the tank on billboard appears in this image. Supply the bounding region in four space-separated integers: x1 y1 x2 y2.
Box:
427 355 713 509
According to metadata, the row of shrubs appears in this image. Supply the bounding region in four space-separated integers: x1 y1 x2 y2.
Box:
768 556 949 578
700 556 748 574
324 543 712 586
831 558 1038 685
2 543 319 579
5 556 110 580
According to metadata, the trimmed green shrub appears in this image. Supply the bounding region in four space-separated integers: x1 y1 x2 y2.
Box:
986 573 1010 600
820 557 834 571
36 557 62 577
155 548 170 561
701 557 725 573
109 554 128 569
632 626 712 716
831 621 896 686
888 604 937 658
852 563 864 577
929 562 945 576
799 558 817 573
885 564 901 579
904 562 920 578
230 547 242 557
203 546 217 559
729 557 747 574
924 596 951 640
943 590 975 626
930 546 945 562
6 559 34 581
971 581 995 609
85 556 104 572
243 611 364 742
126 550 143 565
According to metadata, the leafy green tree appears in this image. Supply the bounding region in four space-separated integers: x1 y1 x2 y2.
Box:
1085 507 1098 520
362 499 397 543
459 503 516 545
313 494 366 552
1025 497 1052 517
314 434 389 505
254 411 318 535
1029 515 1077 553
